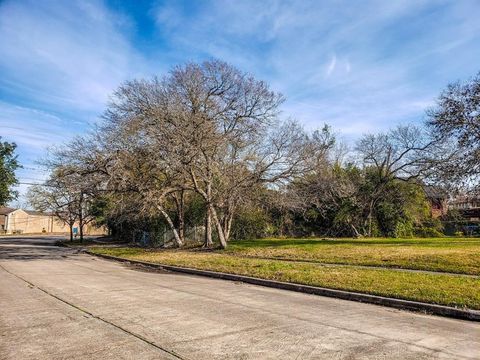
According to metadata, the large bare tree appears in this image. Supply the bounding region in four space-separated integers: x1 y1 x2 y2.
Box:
100 60 312 248
427 72 480 190
40 60 348 246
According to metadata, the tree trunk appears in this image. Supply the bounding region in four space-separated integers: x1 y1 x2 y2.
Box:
367 199 375 237
203 178 214 248
174 191 185 243
69 223 73 242
78 207 84 242
351 223 363 238
222 212 234 242
78 192 85 243
210 205 227 248
79 222 84 242
157 205 183 247
204 206 213 247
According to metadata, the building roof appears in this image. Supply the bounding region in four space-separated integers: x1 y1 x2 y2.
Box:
0 207 17 215
0 208 55 216
24 209 53 216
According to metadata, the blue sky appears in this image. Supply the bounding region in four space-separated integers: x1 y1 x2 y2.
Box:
1 0 480 205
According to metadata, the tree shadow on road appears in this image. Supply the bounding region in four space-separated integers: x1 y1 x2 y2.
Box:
0 237 79 261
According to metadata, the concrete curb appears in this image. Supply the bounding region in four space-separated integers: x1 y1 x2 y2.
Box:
85 250 480 322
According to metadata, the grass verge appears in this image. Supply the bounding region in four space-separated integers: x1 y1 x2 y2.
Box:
224 237 480 275
89 246 480 310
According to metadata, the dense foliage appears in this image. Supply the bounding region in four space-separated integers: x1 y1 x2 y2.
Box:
229 167 435 239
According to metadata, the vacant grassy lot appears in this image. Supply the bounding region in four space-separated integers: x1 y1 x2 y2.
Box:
225 237 480 275
90 237 480 310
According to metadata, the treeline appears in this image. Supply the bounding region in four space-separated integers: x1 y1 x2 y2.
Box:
28 61 480 246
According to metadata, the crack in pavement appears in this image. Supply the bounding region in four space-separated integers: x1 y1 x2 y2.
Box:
0 264 188 360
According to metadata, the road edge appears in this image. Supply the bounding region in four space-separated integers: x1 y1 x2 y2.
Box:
84 250 480 322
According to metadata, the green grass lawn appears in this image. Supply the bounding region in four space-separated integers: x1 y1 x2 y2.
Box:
225 237 480 275
89 237 480 310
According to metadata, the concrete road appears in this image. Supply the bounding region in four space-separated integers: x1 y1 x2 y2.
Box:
1 236 479 359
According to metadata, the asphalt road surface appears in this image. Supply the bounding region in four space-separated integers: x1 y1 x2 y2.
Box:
1 236 479 359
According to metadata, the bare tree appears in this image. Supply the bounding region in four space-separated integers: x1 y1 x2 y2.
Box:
42 139 102 241
165 61 321 247
28 180 79 241
355 125 441 236
355 125 439 180
162 61 285 247
41 60 350 247
104 143 187 247
99 60 313 248
427 72 480 189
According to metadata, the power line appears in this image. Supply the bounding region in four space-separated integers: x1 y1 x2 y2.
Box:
16 182 53 186
21 166 48 172
18 177 47 182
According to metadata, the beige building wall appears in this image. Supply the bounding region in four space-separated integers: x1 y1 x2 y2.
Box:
5 209 107 235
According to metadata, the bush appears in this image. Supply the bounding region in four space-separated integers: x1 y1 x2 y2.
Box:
393 221 414 238
415 227 444 238
231 207 269 240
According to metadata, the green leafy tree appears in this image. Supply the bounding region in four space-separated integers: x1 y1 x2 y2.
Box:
0 138 21 206
374 180 430 237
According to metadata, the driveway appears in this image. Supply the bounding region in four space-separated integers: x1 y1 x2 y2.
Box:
1 236 479 359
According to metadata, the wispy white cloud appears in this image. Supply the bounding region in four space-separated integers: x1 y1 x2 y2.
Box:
326 55 337 77
0 0 149 115
345 60 351 74
151 0 480 135
0 102 57 206
0 0 153 204
0 102 66 150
